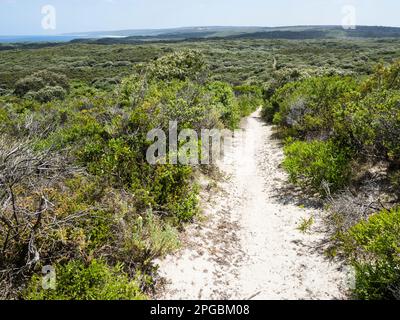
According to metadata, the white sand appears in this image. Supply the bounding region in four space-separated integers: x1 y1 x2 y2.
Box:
155 110 353 300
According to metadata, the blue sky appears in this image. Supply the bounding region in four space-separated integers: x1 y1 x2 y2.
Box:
1 0 399 35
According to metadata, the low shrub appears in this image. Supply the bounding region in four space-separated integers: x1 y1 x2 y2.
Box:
283 139 352 194
25 85 67 103
207 81 240 129
128 211 180 263
14 70 69 98
269 76 357 138
146 50 207 82
234 85 264 117
340 208 400 300
24 259 146 300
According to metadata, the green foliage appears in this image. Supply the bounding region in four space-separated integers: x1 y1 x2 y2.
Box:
81 137 141 186
146 50 207 82
269 60 400 206
263 67 303 100
0 107 10 131
207 81 240 128
129 211 180 263
283 139 352 194
297 216 315 234
14 70 70 100
24 259 146 300
268 76 357 137
361 61 400 92
25 85 67 103
150 164 198 222
234 85 263 116
334 63 400 166
340 208 400 300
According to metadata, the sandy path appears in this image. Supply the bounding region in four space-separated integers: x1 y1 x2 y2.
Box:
156 110 352 300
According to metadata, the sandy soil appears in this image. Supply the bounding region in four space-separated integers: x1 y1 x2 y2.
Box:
155 110 353 300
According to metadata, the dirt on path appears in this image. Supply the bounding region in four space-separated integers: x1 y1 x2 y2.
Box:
156 110 352 300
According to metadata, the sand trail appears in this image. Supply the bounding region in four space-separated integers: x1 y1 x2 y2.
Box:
156 110 351 300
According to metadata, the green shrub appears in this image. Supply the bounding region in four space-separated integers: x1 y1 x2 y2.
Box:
146 50 207 82
269 76 357 138
207 81 240 129
128 211 180 263
149 164 199 222
262 67 303 100
361 61 400 92
24 259 146 300
341 208 400 300
344 90 400 165
14 70 69 97
14 75 45 97
0 107 10 131
261 100 280 123
234 85 263 117
283 139 352 194
82 137 141 187
25 85 67 103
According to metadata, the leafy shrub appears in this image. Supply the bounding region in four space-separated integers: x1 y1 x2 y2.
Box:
14 70 69 97
261 101 279 123
340 208 400 300
269 76 357 138
25 85 67 103
262 67 303 100
92 77 120 91
24 259 146 300
146 50 207 82
207 81 240 129
342 86 400 166
14 76 45 97
283 139 352 194
0 107 10 131
150 164 199 222
234 85 264 117
361 61 400 92
128 211 180 263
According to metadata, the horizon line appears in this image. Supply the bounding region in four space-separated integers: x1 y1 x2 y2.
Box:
1 24 400 37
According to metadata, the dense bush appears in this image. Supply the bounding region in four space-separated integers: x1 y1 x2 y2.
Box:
14 70 70 98
340 208 400 300
266 61 400 193
24 260 146 300
146 50 207 82
283 139 352 194
25 85 67 103
336 64 400 166
265 76 357 138
234 85 264 116
262 67 303 100
206 81 240 128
